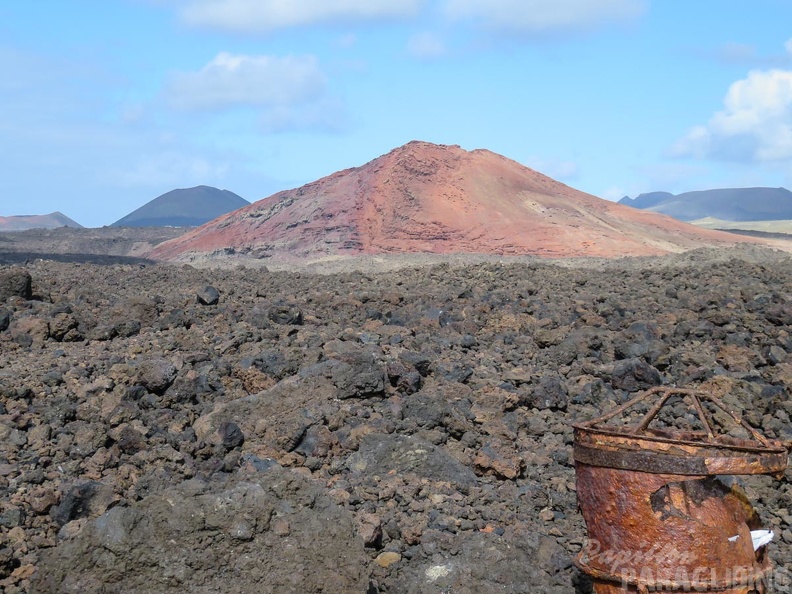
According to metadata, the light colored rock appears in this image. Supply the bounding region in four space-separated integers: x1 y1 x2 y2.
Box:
375 551 401 568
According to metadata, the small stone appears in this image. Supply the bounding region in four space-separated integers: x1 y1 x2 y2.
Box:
374 551 401 568
229 521 254 541
268 305 303 326
135 358 177 395
768 345 787 365
611 358 662 391
29 489 59 515
304 456 322 471
539 508 555 522
272 519 290 537
357 513 382 548
217 422 244 450
0 508 25 528
425 564 452 581
116 426 146 454
278 452 304 467
11 564 36 580
525 376 568 411
196 286 220 305
7 526 26 544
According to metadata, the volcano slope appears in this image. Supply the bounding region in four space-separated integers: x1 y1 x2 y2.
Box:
2 249 792 593
149 141 760 265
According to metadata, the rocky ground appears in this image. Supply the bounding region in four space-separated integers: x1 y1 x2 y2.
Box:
2 248 792 592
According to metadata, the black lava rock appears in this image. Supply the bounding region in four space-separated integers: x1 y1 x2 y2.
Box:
197 285 220 305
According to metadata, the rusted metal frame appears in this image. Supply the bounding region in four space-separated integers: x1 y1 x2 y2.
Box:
574 424 789 475
575 386 670 428
697 392 771 447
579 386 773 448
574 425 776 453
630 389 674 435
575 552 773 591
577 386 703 430
689 392 715 441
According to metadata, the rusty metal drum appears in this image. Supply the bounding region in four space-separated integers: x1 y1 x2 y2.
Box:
573 387 788 593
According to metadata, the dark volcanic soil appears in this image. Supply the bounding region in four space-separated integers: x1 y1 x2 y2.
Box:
2 252 792 593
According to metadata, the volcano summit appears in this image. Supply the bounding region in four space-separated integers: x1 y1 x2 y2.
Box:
150 141 757 263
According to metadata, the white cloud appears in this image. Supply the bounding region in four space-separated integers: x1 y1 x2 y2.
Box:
407 32 447 60
673 68 792 162
166 53 326 111
442 0 646 35
180 0 424 33
164 53 348 133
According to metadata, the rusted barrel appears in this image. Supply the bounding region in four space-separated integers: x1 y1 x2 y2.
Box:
573 387 788 593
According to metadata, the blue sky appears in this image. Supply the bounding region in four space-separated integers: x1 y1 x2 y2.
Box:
2 0 792 227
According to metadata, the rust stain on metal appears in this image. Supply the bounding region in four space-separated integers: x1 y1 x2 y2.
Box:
573 387 788 593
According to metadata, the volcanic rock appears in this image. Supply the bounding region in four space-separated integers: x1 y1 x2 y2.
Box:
149 141 760 263
51 481 117 527
611 358 663 391
196 285 220 305
0 268 32 301
347 433 478 490
134 358 178 395
2 251 792 593
34 469 369 593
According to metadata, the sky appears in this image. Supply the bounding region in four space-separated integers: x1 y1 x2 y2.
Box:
2 1 792 227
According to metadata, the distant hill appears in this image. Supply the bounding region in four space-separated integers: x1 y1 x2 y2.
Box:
619 187 792 221
0 212 83 231
149 141 761 263
112 186 249 227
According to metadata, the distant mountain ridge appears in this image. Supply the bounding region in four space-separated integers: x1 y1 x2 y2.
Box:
0 212 83 231
620 187 792 221
112 185 249 227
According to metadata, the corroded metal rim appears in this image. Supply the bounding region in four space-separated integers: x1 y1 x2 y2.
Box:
574 428 788 476
573 387 789 476
575 550 773 591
